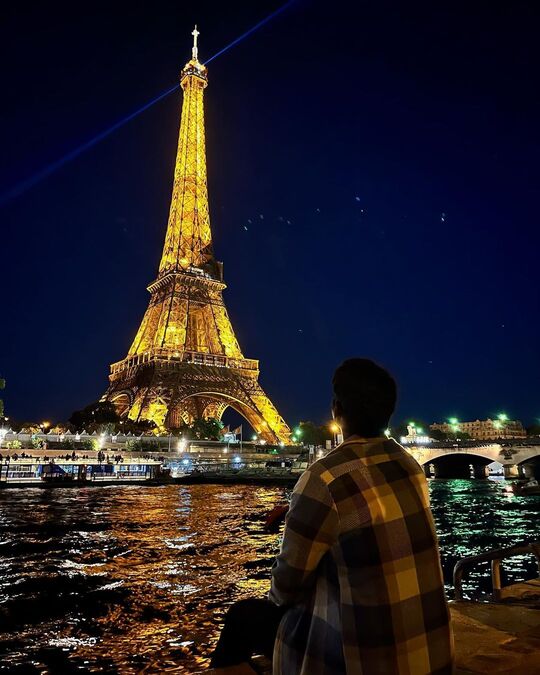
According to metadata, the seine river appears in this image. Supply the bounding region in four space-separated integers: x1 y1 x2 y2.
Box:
0 480 538 673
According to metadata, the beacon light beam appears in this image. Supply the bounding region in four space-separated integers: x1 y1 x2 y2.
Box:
205 0 297 64
0 84 180 207
0 0 297 207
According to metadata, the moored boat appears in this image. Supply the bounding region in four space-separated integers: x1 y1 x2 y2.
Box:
512 478 540 495
0 455 168 487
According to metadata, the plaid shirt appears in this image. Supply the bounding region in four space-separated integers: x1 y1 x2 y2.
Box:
269 437 454 675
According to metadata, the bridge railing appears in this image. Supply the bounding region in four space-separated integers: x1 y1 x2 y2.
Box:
453 541 540 600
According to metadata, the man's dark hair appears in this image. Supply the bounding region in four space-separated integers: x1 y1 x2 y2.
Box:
332 358 397 437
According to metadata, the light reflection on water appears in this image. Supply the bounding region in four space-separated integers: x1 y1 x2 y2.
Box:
0 481 537 673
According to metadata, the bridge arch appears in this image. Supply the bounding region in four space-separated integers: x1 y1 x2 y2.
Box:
426 452 494 479
515 451 540 479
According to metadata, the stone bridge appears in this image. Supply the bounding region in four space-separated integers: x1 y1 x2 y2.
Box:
405 442 540 479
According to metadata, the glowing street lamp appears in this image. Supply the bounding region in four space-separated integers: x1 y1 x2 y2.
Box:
498 413 508 422
329 421 340 447
384 428 391 438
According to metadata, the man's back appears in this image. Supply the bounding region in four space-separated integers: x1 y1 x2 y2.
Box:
270 437 454 675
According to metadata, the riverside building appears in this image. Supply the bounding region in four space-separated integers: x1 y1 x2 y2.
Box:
430 417 526 440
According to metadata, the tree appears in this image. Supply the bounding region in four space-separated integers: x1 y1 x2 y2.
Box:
296 421 332 446
173 417 224 440
119 418 157 435
69 401 120 430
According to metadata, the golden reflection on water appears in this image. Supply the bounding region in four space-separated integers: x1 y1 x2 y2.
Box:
0 481 537 673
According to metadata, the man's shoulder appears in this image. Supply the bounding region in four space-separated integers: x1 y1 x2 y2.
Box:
305 438 408 485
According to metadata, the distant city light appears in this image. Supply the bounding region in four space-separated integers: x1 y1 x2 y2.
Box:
384 428 391 437
401 435 432 445
233 456 241 463
448 417 458 425
498 413 508 422
182 459 190 465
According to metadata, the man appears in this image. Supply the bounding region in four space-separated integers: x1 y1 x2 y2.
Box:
211 358 453 674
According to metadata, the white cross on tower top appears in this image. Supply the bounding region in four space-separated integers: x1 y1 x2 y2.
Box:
192 25 199 61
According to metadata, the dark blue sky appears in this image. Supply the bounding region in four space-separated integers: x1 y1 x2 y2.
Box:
1 0 539 428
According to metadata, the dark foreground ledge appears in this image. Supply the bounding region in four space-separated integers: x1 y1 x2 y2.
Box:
206 596 540 674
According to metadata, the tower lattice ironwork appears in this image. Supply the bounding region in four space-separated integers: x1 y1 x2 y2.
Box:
102 28 291 444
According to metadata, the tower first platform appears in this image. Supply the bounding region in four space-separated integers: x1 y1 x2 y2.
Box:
102 28 291 444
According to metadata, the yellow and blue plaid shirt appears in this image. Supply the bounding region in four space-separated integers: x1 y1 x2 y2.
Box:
270 436 454 675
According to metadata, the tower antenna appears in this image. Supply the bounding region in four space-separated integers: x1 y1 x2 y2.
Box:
192 25 200 61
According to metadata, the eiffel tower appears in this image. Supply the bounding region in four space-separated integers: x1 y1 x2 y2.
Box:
102 28 291 444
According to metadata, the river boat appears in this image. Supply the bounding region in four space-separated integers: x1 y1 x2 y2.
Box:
512 478 540 495
0 456 168 488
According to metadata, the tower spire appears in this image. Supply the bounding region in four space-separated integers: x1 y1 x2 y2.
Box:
192 25 199 61
158 29 212 277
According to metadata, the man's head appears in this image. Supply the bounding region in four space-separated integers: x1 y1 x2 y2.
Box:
332 358 397 438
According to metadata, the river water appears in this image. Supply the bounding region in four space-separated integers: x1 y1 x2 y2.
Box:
0 480 538 673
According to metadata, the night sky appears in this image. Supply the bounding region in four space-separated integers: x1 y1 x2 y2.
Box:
2 0 539 429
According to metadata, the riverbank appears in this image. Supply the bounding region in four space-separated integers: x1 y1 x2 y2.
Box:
209 600 540 675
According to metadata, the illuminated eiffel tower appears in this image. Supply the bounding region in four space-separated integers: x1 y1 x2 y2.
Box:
103 28 291 444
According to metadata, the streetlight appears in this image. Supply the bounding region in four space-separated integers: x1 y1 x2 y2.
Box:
448 418 460 435
329 422 340 447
